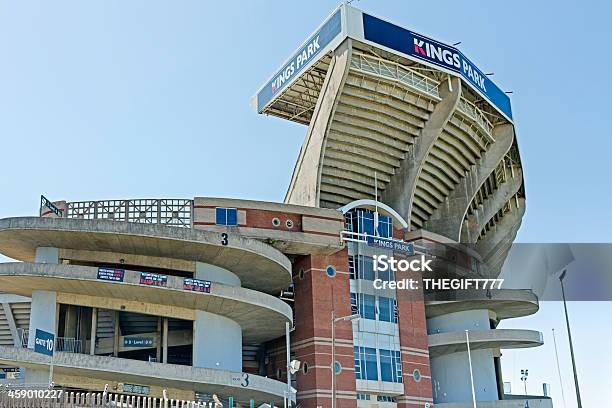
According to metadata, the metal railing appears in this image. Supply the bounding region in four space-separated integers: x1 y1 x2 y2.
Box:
350 53 441 100
456 97 494 140
65 199 193 228
15 329 82 354
0 388 222 408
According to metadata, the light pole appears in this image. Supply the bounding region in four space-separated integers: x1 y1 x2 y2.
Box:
559 270 582 408
465 330 477 408
331 311 360 408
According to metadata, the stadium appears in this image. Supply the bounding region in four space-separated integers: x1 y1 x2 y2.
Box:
0 4 550 408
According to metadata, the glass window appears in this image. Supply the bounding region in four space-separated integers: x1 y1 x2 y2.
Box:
376 261 395 282
377 214 393 238
354 346 378 381
357 209 375 236
350 293 359 315
348 256 356 280
358 255 375 281
359 294 376 320
379 349 402 383
378 297 391 323
215 207 237 226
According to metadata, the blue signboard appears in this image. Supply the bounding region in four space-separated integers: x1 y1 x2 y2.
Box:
183 278 212 293
362 13 512 120
97 267 125 282
34 329 55 357
257 9 342 112
123 337 154 347
40 195 62 217
366 236 415 256
139 272 168 287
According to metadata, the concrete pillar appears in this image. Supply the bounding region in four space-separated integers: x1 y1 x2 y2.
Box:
34 247 59 264
156 317 162 362
424 124 515 241
90 308 97 355
113 311 120 357
430 349 499 403
193 311 242 372
27 291 57 349
382 76 462 225
428 309 499 404
195 263 241 287
26 290 57 385
285 39 353 206
162 317 169 364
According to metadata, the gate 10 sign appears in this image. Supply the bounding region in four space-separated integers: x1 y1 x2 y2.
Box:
34 329 55 357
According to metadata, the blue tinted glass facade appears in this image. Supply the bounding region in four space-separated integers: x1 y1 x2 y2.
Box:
354 346 379 381
379 349 403 383
216 208 237 226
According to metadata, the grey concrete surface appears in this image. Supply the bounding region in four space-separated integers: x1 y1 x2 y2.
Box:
383 77 461 225
0 217 291 294
425 289 539 320
285 39 352 206
0 345 294 403
428 328 543 358
0 262 292 343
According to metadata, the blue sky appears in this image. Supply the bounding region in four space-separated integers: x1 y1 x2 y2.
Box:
0 1 610 406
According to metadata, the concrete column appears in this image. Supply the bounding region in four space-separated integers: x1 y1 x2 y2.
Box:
195 262 241 287
26 290 57 385
382 76 462 224
27 291 57 349
1 303 20 346
424 124 515 241
156 317 162 362
34 247 59 264
461 168 523 243
285 39 353 206
113 311 120 357
193 311 242 372
162 317 169 364
90 307 97 355
428 309 499 404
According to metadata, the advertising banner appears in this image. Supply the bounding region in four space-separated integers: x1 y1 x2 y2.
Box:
139 272 168 287
256 9 342 112
183 278 212 293
362 13 512 120
97 267 125 282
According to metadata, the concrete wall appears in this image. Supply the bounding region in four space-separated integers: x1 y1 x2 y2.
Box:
430 349 498 403
34 247 59 264
427 309 491 335
193 310 242 372
27 290 57 349
196 262 241 287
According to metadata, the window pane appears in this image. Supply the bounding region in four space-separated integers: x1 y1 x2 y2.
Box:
364 347 378 381
379 349 393 382
358 210 375 235
360 294 376 320
360 256 375 281
377 215 393 238
215 208 227 225
378 297 391 322
227 208 237 225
